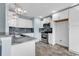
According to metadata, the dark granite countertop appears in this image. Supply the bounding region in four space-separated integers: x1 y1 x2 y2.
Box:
12 35 38 45
0 34 38 45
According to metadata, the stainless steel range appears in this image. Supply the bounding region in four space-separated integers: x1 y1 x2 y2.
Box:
41 33 48 44
39 23 52 44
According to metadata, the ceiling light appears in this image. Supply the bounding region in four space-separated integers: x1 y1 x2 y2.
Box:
24 10 27 13
15 7 27 15
39 16 42 18
72 3 79 6
51 10 57 13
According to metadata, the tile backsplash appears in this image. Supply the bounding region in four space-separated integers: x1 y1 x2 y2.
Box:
9 27 34 35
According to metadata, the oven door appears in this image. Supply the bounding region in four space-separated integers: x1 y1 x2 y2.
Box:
41 33 48 44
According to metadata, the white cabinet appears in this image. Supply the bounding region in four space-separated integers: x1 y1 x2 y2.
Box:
40 17 52 28
16 18 33 28
69 6 79 26
48 33 53 45
8 12 17 27
40 21 43 28
53 13 59 20
53 10 68 21
34 18 41 41
69 5 79 53
8 11 33 28
58 10 68 20
0 36 12 56
55 21 69 47
11 41 35 56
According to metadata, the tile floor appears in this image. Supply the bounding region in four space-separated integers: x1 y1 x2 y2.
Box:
35 42 78 56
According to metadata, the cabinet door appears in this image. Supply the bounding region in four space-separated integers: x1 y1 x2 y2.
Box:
69 6 79 26
53 10 68 21
1 37 11 56
39 20 43 28
8 12 17 27
16 18 33 28
11 41 35 56
59 10 68 20
69 5 79 53
53 13 59 20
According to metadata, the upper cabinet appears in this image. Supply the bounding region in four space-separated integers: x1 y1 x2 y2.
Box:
69 5 79 26
8 11 33 28
69 5 79 53
58 10 69 20
16 17 33 28
40 17 52 28
53 13 59 20
8 11 17 27
40 20 43 28
53 10 69 21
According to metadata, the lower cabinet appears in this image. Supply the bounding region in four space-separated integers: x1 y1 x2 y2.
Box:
48 33 53 45
11 41 35 56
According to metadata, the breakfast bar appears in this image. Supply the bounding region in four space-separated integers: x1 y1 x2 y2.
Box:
0 35 38 56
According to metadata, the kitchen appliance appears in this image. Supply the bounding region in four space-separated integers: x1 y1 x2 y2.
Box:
39 23 52 44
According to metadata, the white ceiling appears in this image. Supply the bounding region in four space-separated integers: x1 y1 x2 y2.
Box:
9 3 73 18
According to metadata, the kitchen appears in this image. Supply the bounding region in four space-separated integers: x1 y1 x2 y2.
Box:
0 3 39 56
0 3 79 56
0 3 53 56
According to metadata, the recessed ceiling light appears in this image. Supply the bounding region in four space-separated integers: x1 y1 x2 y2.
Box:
39 16 42 18
24 10 27 13
51 10 57 13
72 3 79 6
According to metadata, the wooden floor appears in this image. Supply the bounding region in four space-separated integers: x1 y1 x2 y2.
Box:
35 42 78 56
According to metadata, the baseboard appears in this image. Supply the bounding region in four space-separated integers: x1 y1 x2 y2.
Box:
55 43 68 49
69 48 79 55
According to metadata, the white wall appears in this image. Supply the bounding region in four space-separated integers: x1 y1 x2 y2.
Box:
55 21 69 47
0 3 5 33
69 5 79 53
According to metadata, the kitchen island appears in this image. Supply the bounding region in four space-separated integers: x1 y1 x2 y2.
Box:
11 35 38 56
0 35 11 56
0 35 38 56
